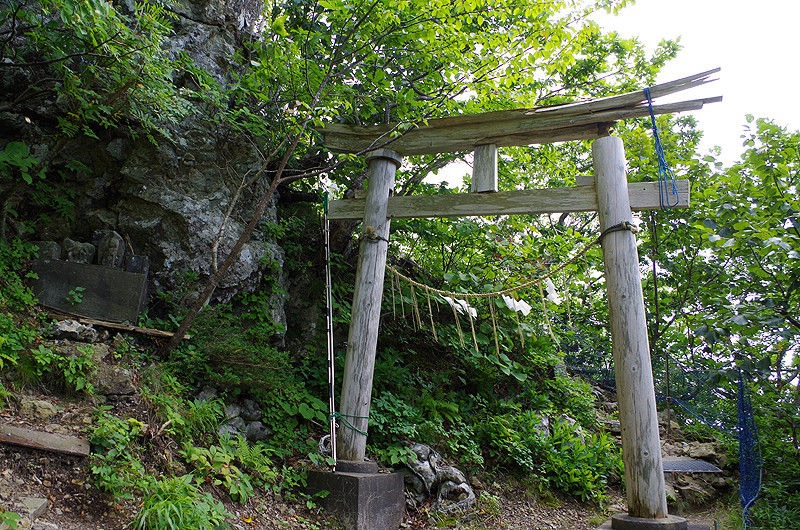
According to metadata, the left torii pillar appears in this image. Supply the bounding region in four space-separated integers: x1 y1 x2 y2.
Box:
338 148 402 462
308 149 405 530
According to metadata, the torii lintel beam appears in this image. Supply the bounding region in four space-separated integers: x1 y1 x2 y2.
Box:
327 179 689 220
322 68 721 156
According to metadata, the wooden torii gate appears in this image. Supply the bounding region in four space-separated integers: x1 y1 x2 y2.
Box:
324 69 719 528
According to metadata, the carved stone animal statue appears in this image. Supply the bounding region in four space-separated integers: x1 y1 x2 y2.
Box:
402 443 476 514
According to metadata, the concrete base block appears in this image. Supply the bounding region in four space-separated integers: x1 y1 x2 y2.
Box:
307 470 404 530
597 513 709 530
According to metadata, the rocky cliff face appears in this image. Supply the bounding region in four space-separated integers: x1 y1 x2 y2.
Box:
1 0 288 322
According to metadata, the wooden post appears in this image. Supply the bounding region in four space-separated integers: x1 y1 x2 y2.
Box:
471 144 498 193
593 136 668 519
337 149 402 462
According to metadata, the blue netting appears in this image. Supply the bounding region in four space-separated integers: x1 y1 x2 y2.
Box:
567 356 762 524
738 375 762 529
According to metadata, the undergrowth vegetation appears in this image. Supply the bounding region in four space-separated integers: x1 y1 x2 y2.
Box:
1 0 799 528
0 229 625 527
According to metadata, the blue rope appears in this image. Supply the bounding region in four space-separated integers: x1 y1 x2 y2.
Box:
643 87 680 208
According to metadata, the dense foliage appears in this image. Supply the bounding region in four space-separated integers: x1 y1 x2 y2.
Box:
1 0 799 527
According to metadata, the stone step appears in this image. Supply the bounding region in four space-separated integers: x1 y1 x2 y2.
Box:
0 496 50 530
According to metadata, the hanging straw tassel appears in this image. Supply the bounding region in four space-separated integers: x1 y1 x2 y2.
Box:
450 299 466 348
410 285 422 330
398 273 406 321
426 289 438 341
512 292 525 348
489 296 500 358
390 269 397 320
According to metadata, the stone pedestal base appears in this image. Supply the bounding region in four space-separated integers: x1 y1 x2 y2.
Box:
307 469 404 530
335 459 379 473
596 513 709 530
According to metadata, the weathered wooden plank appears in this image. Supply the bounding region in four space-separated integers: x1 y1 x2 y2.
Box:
324 69 719 140
0 424 90 457
594 137 667 518
533 68 720 117
328 180 689 220
323 97 720 155
471 144 498 193
40 305 186 339
321 69 721 155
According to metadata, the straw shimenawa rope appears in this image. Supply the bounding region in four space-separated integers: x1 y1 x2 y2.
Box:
386 221 638 354
386 221 636 301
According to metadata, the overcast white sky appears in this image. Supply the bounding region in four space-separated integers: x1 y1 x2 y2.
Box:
596 0 800 164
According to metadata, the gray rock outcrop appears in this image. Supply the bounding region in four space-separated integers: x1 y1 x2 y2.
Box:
0 0 288 322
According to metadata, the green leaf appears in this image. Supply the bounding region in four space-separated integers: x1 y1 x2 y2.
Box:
730 315 749 326
298 403 316 420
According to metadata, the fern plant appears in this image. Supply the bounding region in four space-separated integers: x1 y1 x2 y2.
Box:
132 475 231 530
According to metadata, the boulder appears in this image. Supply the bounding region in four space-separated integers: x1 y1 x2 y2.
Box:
47 320 99 343
0 0 288 313
244 421 271 442
33 241 61 260
95 364 136 397
687 442 717 460
219 416 246 437
676 481 714 506
195 386 219 403
241 399 262 422
18 399 58 421
62 238 95 264
224 403 242 420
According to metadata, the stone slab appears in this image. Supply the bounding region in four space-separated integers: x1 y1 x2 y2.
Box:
19 496 50 520
596 514 709 530
662 457 722 474
307 470 404 530
335 460 379 474
30 260 147 323
0 424 90 457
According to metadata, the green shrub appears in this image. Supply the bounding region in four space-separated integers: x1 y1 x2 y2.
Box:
180 434 282 504
0 312 34 372
22 343 97 394
0 508 21 529
181 440 255 503
0 240 38 312
132 475 231 530
748 495 800 529
140 368 224 444
184 301 290 394
0 240 40 376
477 411 620 503
545 418 621 503
89 409 151 499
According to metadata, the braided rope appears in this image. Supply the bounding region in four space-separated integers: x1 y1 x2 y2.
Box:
386 221 637 300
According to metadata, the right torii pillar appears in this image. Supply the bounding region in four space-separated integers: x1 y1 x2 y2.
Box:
593 136 688 530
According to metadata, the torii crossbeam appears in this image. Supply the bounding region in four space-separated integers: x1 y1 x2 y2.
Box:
325 69 720 530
